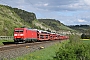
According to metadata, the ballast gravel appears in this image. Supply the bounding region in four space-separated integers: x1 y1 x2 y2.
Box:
0 40 61 60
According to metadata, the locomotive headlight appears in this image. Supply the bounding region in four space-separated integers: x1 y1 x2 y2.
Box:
14 34 17 36
20 34 24 36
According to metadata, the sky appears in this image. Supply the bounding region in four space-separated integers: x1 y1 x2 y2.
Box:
0 0 90 25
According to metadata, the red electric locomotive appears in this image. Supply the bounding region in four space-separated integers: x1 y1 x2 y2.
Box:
14 28 37 43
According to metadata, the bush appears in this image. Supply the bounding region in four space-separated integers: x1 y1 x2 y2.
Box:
54 35 90 60
69 35 80 43
54 43 90 60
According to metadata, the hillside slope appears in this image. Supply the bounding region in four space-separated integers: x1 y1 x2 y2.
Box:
0 5 32 35
0 5 73 36
38 19 73 31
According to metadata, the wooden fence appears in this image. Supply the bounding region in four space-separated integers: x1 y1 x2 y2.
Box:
0 36 13 40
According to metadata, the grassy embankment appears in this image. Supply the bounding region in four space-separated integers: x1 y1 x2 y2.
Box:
0 40 14 45
12 40 69 60
81 39 90 44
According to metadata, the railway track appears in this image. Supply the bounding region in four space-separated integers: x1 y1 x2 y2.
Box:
0 40 60 51
0 40 61 60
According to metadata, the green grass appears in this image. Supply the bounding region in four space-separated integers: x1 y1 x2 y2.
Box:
81 39 90 40
82 40 90 44
12 40 69 60
80 39 90 44
0 40 14 45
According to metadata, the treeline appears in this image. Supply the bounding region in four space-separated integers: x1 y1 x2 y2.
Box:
12 8 36 24
81 34 90 39
68 25 90 30
6 6 36 24
68 25 90 33
68 25 90 28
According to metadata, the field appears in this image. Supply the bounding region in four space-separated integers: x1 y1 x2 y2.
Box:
81 39 90 44
12 40 69 60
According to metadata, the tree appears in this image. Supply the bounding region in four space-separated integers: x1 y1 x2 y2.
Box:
81 33 86 39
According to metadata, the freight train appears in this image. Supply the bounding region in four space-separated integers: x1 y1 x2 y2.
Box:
14 28 69 43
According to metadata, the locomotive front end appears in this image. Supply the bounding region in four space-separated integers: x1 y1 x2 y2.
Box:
14 28 25 43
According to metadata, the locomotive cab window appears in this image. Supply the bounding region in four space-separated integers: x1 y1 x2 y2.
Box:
15 30 23 32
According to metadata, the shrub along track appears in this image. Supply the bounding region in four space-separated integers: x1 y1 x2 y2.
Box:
0 40 61 60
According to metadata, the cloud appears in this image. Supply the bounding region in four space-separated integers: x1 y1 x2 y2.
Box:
43 3 48 6
30 0 90 11
0 0 90 25
78 19 86 22
83 0 90 6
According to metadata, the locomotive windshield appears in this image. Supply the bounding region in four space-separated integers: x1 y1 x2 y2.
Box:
15 30 23 32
